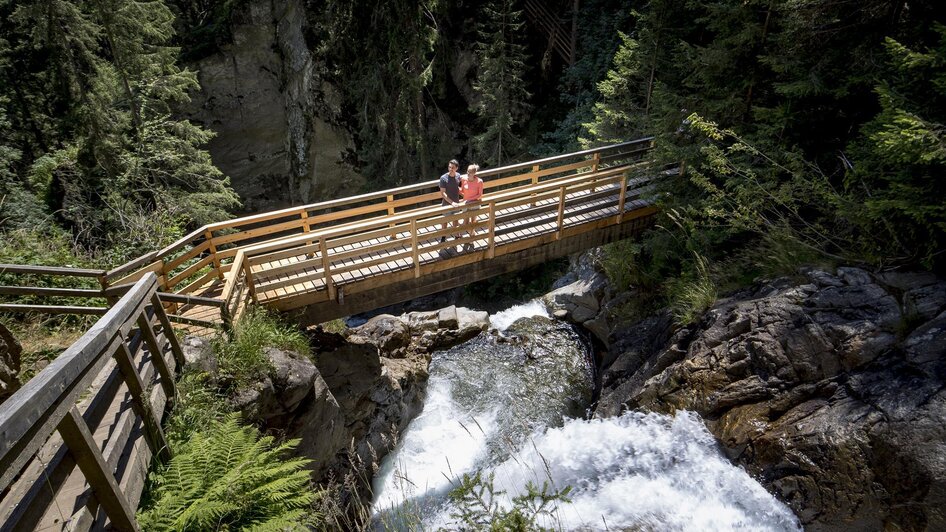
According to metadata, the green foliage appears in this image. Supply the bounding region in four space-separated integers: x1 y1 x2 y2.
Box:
138 415 316 531
472 0 531 166
0 0 238 259
212 308 310 388
163 371 230 451
843 27 946 268
311 1 446 184
667 254 717 326
447 471 571 532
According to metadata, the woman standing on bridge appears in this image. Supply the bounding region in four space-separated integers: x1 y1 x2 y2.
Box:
460 164 484 252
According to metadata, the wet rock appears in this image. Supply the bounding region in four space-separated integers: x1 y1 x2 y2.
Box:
596 267 946 530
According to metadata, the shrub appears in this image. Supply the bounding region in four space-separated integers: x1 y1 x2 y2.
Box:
667 254 717 326
448 471 572 532
212 308 310 388
138 415 317 531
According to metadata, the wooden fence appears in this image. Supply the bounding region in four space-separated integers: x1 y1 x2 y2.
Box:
0 273 182 531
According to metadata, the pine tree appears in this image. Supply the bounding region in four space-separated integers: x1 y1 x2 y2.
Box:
845 26 946 266
3 0 238 258
472 0 531 167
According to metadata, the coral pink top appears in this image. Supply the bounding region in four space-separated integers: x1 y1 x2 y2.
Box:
461 177 484 201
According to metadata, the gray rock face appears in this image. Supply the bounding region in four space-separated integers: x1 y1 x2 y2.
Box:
183 0 364 212
596 267 946 531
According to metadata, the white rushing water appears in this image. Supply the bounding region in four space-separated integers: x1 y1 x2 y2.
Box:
489 299 549 331
372 309 801 531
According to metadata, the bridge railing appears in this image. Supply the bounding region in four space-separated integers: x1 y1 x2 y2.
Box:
100 139 654 303
0 273 183 531
0 264 227 332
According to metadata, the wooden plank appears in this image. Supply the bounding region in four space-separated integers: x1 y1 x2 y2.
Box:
0 264 107 277
156 292 225 308
56 407 140 532
0 304 108 315
112 261 163 287
163 240 210 274
165 254 214 289
211 217 307 247
0 286 104 298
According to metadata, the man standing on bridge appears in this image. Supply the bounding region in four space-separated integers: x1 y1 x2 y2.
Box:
439 159 463 243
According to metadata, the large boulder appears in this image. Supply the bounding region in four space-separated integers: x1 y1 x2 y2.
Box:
544 272 609 323
597 268 946 530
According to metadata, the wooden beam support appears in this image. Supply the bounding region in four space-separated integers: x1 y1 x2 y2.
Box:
57 407 141 532
114 341 171 463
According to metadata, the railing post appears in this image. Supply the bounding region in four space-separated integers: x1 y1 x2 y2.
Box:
487 201 496 259
99 273 119 306
205 229 224 281
411 218 420 278
243 259 258 304
318 238 336 301
387 194 398 239
301 211 315 258
591 152 601 192
58 407 141 532
530 164 540 207
136 313 175 402
556 186 566 239
617 171 628 224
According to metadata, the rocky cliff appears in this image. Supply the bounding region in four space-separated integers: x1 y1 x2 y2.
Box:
183 0 364 212
590 267 946 531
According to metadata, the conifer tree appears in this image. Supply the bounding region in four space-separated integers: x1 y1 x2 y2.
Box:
472 0 531 167
845 27 946 265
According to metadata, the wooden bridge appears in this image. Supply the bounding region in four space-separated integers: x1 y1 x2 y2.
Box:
0 138 666 529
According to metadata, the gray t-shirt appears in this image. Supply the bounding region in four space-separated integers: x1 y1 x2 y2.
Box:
439 172 461 204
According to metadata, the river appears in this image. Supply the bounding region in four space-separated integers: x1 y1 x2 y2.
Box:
371 301 801 531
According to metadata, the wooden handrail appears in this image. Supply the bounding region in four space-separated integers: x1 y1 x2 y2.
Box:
0 273 181 531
